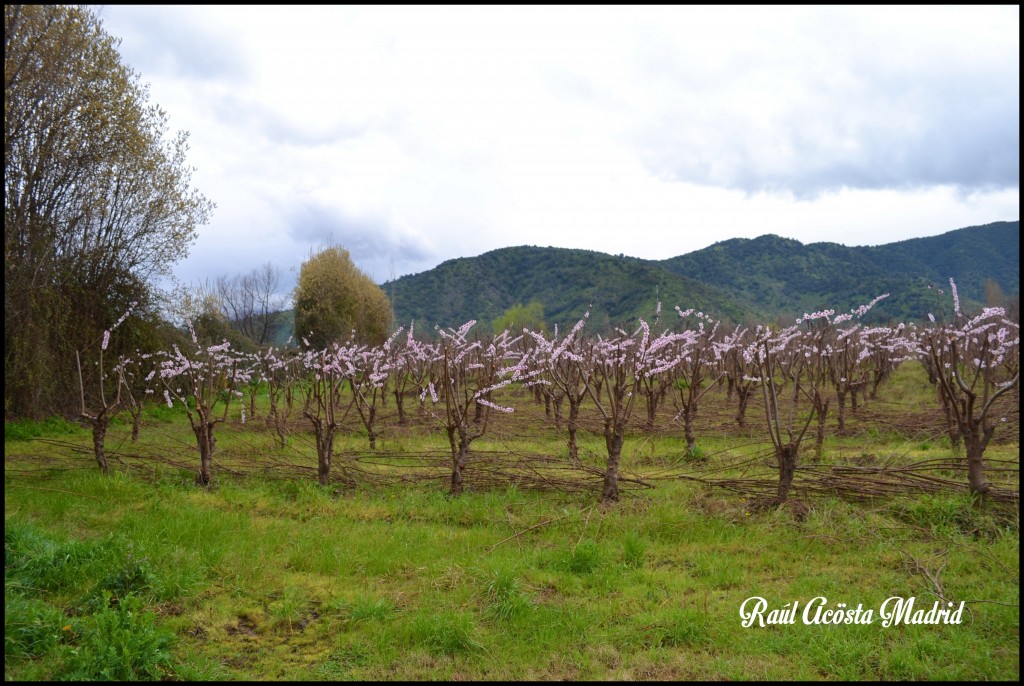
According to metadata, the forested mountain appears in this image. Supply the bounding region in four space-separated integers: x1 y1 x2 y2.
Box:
384 246 760 334
659 221 1019 324
382 221 1019 332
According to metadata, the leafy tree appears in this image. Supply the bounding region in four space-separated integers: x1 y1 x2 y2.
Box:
492 301 547 334
4 5 213 417
293 246 393 348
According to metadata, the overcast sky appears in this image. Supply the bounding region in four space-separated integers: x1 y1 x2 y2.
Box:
95 5 1019 291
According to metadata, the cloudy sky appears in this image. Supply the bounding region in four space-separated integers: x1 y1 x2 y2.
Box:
95 5 1019 291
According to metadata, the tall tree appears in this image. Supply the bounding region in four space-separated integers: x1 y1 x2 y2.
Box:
214 262 289 346
293 246 393 348
4 5 213 417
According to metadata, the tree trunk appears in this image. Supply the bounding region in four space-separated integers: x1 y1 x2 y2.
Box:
315 423 335 486
646 391 658 432
394 388 406 425
736 386 751 428
836 390 847 433
449 427 471 496
552 392 564 431
193 421 216 486
91 419 109 474
602 420 624 502
814 398 829 459
774 443 798 505
269 403 288 447
964 422 993 503
366 406 377 450
683 407 697 457
870 369 886 400
567 398 580 464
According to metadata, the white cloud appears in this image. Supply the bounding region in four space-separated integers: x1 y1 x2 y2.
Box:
96 5 1019 290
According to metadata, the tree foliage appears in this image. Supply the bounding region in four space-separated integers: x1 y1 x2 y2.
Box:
492 301 546 334
4 4 214 418
293 247 393 348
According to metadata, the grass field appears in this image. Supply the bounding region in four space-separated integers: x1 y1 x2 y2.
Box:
4 362 1019 680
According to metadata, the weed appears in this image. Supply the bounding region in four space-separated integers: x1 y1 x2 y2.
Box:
562 539 603 575
7 531 102 593
620 532 647 569
81 548 157 611
348 596 396 624
315 640 374 679
652 607 711 647
4 593 66 658
482 567 530 621
268 587 308 631
888 494 1004 538
3 379 1020 681
60 593 175 680
170 649 231 680
410 610 485 655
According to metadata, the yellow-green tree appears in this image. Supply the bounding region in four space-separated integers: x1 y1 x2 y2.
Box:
293 247 393 348
492 301 547 334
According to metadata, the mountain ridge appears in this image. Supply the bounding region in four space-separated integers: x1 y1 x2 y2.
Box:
381 221 1019 332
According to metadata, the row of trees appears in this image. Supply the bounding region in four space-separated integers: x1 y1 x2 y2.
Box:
6 8 1018 515
4 5 399 421
80 287 1018 505
5 4 214 418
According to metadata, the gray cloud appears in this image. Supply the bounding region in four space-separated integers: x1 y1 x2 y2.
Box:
208 92 375 147
97 6 248 82
624 16 1019 198
284 201 435 281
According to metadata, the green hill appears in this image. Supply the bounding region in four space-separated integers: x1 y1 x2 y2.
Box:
385 246 760 333
658 221 1019 322
379 220 1019 333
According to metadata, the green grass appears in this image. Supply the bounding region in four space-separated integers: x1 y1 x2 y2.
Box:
4 361 1019 680
5 470 1018 680
4 415 85 441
